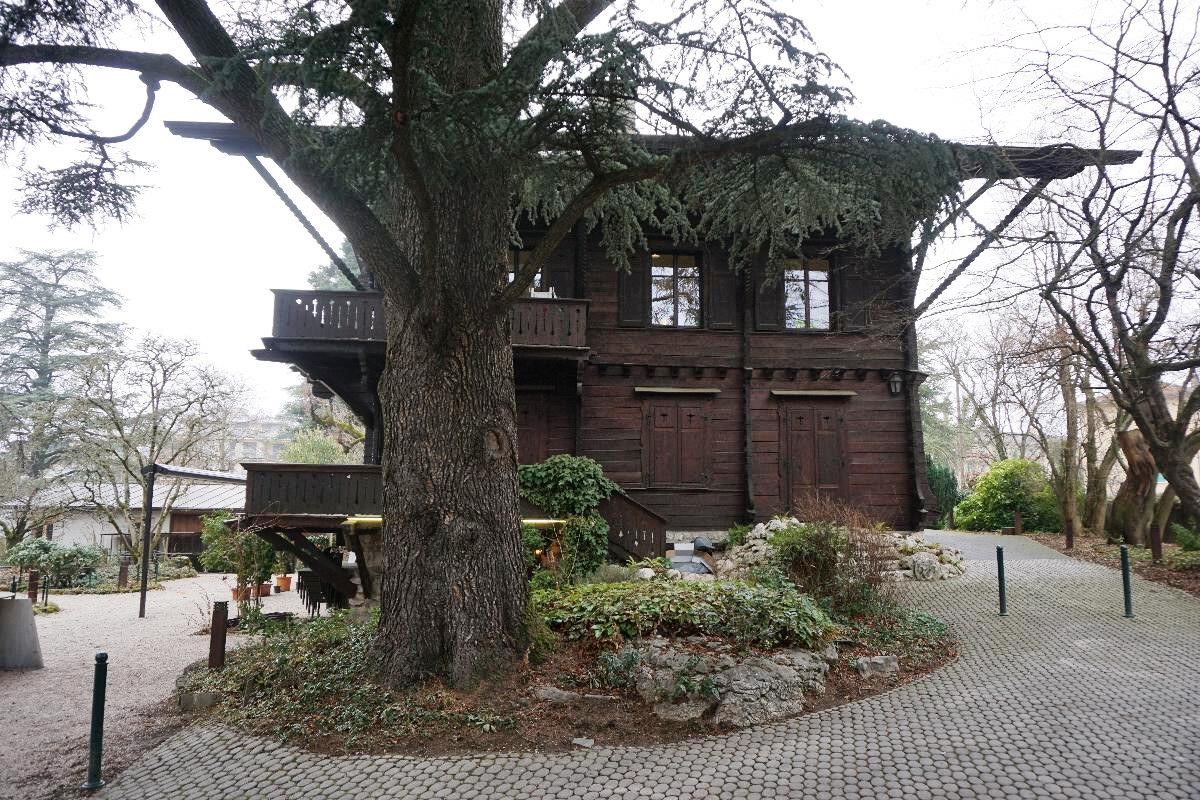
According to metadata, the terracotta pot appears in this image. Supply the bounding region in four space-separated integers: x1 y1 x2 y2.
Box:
273 575 292 592
230 586 251 602
254 582 272 598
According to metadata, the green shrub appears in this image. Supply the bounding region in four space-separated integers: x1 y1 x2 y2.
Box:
769 521 892 618
534 580 834 649
518 455 619 517
529 568 558 591
726 523 753 547
5 539 104 587
521 523 546 568
559 515 609 581
954 459 1062 532
199 514 276 592
925 455 960 528
1171 523 1200 552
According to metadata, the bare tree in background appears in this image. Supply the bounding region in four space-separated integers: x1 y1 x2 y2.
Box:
1001 0 1200 525
67 334 241 562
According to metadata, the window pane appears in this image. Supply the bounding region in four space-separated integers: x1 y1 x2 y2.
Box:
783 269 807 329
651 274 677 325
808 273 830 329
648 253 702 327
678 270 701 327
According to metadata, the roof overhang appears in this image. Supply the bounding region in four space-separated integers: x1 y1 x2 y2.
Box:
165 120 1139 181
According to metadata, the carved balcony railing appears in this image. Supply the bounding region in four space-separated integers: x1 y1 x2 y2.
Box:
270 290 588 349
243 463 666 558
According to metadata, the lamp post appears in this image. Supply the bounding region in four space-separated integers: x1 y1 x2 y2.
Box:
138 464 156 619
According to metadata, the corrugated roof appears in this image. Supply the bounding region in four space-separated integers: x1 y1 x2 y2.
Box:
2 482 245 512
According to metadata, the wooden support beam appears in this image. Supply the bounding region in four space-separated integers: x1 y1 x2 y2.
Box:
269 529 357 598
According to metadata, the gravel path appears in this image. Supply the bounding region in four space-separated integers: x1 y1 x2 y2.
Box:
92 532 1200 799
0 573 305 799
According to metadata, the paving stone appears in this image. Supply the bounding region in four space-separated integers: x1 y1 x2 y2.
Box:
95 532 1200 799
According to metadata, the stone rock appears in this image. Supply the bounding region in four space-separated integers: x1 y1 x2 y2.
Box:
910 551 941 581
626 636 834 728
571 737 595 748
634 567 657 581
533 685 580 704
855 654 899 679
665 569 683 580
178 691 223 712
653 699 714 722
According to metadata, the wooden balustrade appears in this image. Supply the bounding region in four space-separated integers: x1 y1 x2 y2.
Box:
244 463 383 517
243 464 666 560
270 290 588 349
598 493 669 561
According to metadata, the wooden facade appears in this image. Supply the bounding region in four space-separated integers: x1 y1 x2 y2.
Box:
254 231 936 532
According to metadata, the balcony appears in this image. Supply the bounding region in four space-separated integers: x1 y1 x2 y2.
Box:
242 463 666 559
270 290 589 351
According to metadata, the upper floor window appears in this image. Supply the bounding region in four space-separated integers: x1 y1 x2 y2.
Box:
650 253 701 328
783 258 830 330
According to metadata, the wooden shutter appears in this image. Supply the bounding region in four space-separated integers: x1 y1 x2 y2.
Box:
678 401 708 486
838 257 869 332
814 408 845 492
754 258 783 331
649 401 679 485
705 250 738 330
617 254 648 327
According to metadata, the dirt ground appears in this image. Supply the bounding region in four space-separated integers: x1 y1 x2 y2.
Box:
0 573 305 800
1025 532 1200 599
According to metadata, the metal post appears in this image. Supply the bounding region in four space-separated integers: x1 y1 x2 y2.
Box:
1120 544 1134 618
996 545 1008 616
154 553 160 581
208 601 229 669
81 652 108 791
138 466 156 619
27 569 38 602
1013 510 1023 537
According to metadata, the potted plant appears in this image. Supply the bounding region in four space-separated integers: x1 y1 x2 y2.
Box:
272 552 293 591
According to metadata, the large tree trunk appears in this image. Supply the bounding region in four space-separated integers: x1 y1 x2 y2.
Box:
1108 430 1157 545
373 304 528 688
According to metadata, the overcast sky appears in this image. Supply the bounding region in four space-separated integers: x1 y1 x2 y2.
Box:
0 1 1082 414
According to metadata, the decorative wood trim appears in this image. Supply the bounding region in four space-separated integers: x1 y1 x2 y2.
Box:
634 387 722 394
770 390 858 398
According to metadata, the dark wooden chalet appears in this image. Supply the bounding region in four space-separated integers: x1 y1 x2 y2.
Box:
166 121 1137 603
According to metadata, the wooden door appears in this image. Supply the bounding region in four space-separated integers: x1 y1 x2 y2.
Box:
781 403 847 510
167 512 203 555
516 390 548 464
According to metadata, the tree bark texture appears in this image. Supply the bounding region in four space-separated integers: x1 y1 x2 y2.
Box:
1056 358 1081 548
1107 430 1157 546
373 300 528 688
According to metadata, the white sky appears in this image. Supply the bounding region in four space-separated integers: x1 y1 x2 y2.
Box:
0 0 1091 413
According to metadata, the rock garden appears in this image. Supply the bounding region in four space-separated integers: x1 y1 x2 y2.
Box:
175 458 958 755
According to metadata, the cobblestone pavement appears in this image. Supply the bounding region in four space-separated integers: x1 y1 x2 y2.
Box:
0 573 304 799
97 533 1200 799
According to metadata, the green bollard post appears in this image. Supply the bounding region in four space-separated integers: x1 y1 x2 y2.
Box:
1120 544 1134 618
997 545 1008 617
81 652 108 792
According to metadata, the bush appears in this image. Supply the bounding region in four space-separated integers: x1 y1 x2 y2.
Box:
518 455 619 517
769 521 892 618
5 539 104 587
534 580 834 649
925 455 960 528
954 459 1062 532
559 515 609 581
1171 523 1200 552
199 514 276 591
